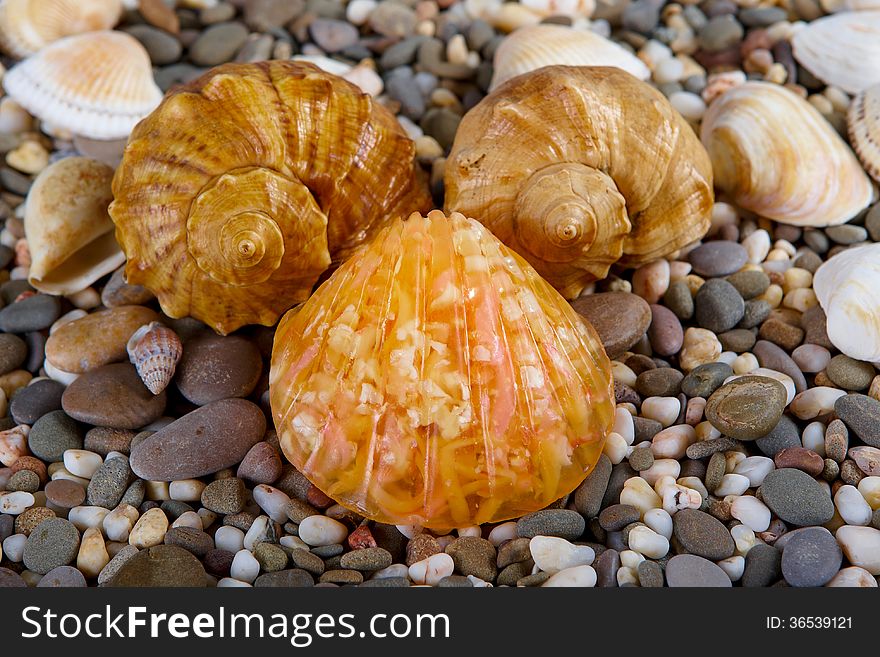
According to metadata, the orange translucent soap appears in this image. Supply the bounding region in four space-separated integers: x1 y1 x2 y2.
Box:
270 210 614 527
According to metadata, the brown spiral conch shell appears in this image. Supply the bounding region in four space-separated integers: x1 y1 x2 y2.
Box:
445 65 714 299
110 61 432 335
126 322 183 395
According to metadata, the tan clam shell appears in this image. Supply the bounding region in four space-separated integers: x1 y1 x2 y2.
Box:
791 11 880 95
701 81 872 227
491 24 650 90
24 156 125 295
814 243 880 363
848 83 880 183
0 0 122 58
127 322 183 395
2 30 162 140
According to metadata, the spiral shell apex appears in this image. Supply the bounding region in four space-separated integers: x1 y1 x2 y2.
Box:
270 210 614 527
127 322 183 395
110 61 431 335
445 66 713 299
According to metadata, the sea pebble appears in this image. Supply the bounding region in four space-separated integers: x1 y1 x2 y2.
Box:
541 565 597 588
299 516 349 547
408 552 454 586
781 527 842 587
528 536 594 573
129 507 169 548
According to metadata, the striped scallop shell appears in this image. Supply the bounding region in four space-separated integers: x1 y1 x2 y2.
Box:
0 0 122 58
2 31 162 140
127 322 183 395
848 83 880 183
791 11 880 95
490 24 650 90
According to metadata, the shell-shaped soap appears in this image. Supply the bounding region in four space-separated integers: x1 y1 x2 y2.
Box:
269 210 614 528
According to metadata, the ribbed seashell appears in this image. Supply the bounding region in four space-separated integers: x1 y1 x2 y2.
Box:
848 83 880 183
127 322 183 395
0 0 123 58
2 31 162 140
446 66 713 299
24 156 125 295
813 243 880 363
701 82 872 227
110 61 431 335
791 11 880 95
519 0 595 17
270 210 614 527
491 25 649 89
821 0 880 11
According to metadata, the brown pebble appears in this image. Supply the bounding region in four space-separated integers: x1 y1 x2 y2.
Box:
306 485 334 509
84 427 135 456
9 455 48 483
774 447 824 477
347 524 377 550
821 458 839 482
15 507 55 536
6 469 39 492
406 533 441 566
758 319 804 351
236 441 282 484
705 452 727 494
44 479 86 509
801 306 834 350
840 459 865 486
824 419 849 463
706 498 732 523
628 447 654 471
569 292 652 360
648 304 684 356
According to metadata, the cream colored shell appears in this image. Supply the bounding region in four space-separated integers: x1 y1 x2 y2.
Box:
490 24 650 90
814 243 880 363
848 83 880 183
0 0 122 58
2 31 162 140
25 157 125 295
791 11 880 95
701 82 872 227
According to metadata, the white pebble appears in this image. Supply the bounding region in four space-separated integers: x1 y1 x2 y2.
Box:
541 565 597 587
834 485 873 526
613 406 635 444
252 484 291 523
457 525 481 538
217 577 252 588
826 566 878 587
643 508 673 540
716 351 738 366
467 575 492 587
68 505 110 531
732 353 759 375
129 507 168 548
50 466 89 487
742 228 771 264
198 508 216 530
730 495 772 532
669 91 706 122
169 479 206 502
102 504 138 542
408 553 454 586
621 477 662 515
3 533 26 562
63 449 103 479
0 491 34 515
790 387 847 420
243 515 271 551
66 287 100 309
602 431 629 464
654 57 684 84
346 0 377 24
836 526 880 574
734 456 775 487
172 511 203 530
641 397 681 428
395 524 423 539
619 550 644 569
717 555 745 582
651 424 694 459
371 563 409 580
731 524 759 556
529 536 594 573
802 421 826 457
616 566 639 587
858 477 880 510
627 526 669 558
297 515 349 547
279 534 309 551
662 483 702 515
611 362 637 388
640 458 681 487
677 476 708 501
714 473 751 497
487 521 517 546
230 549 261 583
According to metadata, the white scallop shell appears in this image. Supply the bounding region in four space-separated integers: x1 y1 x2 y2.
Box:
814 243 880 363
848 83 880 183
700 81 872 227
0 0 122 58
2 30 162 140
491 24 650 90
792 11 880 95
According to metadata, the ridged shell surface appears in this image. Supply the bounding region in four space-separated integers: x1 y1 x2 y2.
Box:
701 82 872 226
110 61 432 335
814 243 880 363
0 0 122 57
1 30 162 139
491 25 650 90
791 11 880 94
848 83 880 183
127 322 183 395
270 210 614 528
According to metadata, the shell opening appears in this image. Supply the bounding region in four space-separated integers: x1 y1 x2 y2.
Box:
29 228 125 295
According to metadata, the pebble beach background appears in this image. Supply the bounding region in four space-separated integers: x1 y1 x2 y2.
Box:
1 0 880 589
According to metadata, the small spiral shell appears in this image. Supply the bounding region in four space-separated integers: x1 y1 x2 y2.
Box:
110 61 431 335
127 321 183 395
